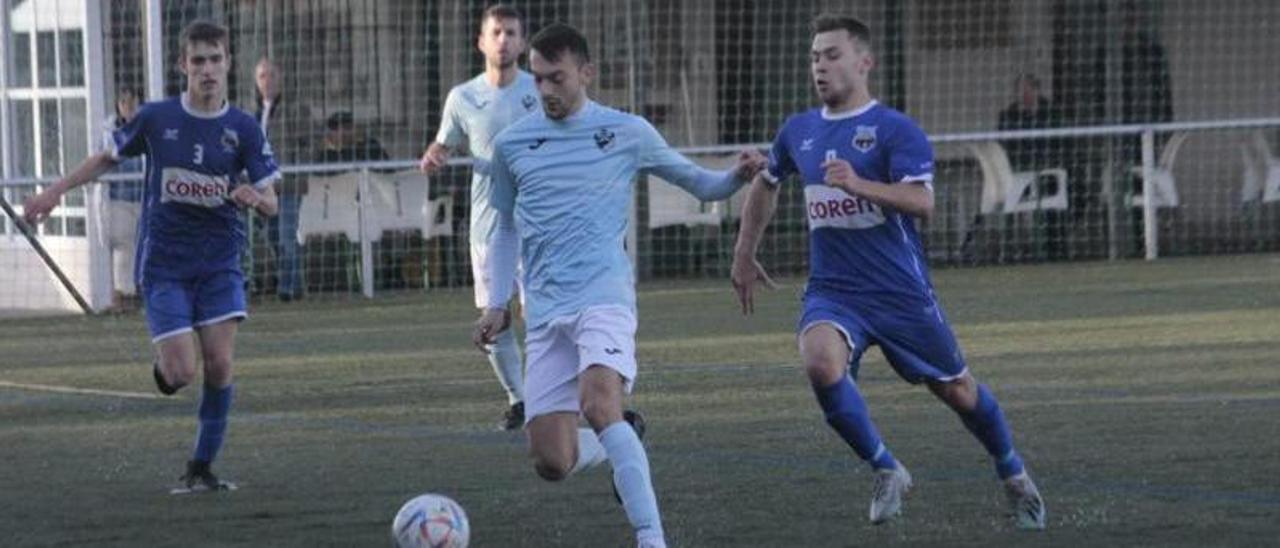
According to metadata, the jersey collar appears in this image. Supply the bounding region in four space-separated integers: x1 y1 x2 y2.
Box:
821 99 878 121
181 93 230 119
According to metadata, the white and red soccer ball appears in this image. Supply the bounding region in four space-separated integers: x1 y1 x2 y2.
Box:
391 493 470 548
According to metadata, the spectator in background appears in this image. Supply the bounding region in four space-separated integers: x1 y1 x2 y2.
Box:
996 73 1068 260
315 111 389 165
103 87 145 311
254 57 310 302
1121 2 1173 131
997 73 1060 171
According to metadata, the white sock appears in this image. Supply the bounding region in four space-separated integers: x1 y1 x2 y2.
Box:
599 421 665 544
570 428 608 475
486 328 524 404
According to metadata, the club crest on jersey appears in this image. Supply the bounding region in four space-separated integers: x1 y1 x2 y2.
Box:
852 125 877 153
594 128 616 151
522 95 537 111
220 128 240 153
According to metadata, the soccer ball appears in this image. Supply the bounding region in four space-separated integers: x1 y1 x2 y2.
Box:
391 493 470 548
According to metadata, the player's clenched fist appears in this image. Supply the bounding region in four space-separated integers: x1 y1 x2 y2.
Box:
230 184 278 216
22 188 62 225
419 143 450 174
821 157 859 191
735 148 768 181
472 307 511 351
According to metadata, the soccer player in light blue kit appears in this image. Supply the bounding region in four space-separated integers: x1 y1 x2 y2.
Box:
24 21 280 493
731 15 1046 529
472 23 766 548
420 4 540 430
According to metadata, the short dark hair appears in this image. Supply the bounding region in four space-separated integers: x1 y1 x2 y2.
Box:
812 14 872 48
530 22 590 65
179 20 230 57
481 4 524 36
1016 73 1041 90
327 111 355 130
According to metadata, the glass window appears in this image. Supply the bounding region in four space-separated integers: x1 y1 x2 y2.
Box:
37 31 57 88
65 216 86 237
11 100 35 177
60 98 88 168
59 30 84 86
44 216 65 236
10 31 31 88
39 99 61 176
64 187 84 208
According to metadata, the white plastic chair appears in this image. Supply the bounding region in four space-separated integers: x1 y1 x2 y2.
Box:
1128 131 1189 208
647 178 722 229
368 170 429 234
297 173 365 244
1240 131 1280 204
967 141 1069 214
1005 168 1069 213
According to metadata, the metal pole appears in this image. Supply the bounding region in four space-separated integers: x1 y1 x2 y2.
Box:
0 2 10 184
0 198 94 313
358 168 374 298
145 0 164 100
1102 145 1118 260
1141 129 1158 260
83 0 111 311
624 0 639 270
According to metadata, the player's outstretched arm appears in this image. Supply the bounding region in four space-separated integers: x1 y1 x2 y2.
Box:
22 151 119 225
662 148 766 202
731 174 780 315
821 158 934 220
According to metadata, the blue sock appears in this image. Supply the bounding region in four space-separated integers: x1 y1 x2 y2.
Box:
959 384 1024 479
599 421 664 544
813 374 897 470
193 383 234 464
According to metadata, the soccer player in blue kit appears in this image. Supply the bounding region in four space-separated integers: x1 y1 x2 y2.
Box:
472 23 765 548
730 15 1046 529
24 21 280 493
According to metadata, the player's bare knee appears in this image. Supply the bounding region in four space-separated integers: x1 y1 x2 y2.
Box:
930 375 978 412
201 353 234 387
800 327 849 386
158 356 197 387
531 451 573 482
801 344 846 386
580 397 622 432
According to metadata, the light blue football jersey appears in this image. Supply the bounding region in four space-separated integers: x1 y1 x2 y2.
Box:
489 101 740 328
435 71 540 247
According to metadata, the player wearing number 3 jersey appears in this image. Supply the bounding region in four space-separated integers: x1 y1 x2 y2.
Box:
23 20 280 494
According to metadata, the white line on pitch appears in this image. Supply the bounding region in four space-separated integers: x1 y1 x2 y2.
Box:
0 380 163 400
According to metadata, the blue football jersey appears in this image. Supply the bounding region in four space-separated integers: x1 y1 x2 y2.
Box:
766 100 937 303
112 95 280 283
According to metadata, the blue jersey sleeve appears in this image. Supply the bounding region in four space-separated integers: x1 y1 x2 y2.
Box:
488 140 516 214
240 120 282 188
888 119 934 185
765 117 797 184
111 104 153 160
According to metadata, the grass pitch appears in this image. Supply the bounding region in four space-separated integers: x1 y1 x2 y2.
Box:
2 254 1279 546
